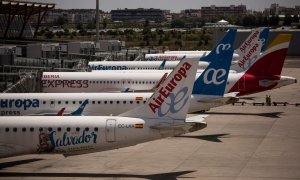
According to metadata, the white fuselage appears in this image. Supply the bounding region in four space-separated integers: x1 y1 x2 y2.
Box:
88 60 209 70
0 116 205 158
41 71 296 96
0 93 236 116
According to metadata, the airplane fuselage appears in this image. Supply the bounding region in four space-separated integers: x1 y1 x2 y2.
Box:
0 93 236 116
0 116 205 158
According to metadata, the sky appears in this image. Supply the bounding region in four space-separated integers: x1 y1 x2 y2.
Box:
36 0 299 12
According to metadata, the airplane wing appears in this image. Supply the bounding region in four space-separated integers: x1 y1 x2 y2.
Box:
120 72 168 93
150 115 208 130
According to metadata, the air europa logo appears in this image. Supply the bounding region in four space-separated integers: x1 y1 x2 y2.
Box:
238 42 259 68
90 65 128 70
0 99 39 110
148 62 192 114
239 31 259 53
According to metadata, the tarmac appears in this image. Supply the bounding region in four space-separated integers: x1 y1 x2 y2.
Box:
0 58 300 180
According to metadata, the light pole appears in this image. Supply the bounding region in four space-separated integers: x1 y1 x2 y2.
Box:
96 0 100 42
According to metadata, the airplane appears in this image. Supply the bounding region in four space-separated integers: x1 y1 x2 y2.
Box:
0 55 209 158
1 29 237 116
87 28 268 72
41 34 296 97
88 56 209 70
163 27 269 56
26 100 89 116
145 27 269 70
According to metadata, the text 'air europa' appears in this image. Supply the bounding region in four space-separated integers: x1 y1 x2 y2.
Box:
148 62 192 113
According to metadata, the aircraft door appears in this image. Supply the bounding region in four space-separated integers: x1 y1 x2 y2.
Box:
106 119 116 142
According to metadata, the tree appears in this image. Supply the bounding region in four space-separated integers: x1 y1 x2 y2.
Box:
269 15 279 26
45 31 54 39
103 18 108 29
56 16 65 27
292 14 299 23
284 15 292 26
171 18 185 28
76 23 83 30
86 21 96 29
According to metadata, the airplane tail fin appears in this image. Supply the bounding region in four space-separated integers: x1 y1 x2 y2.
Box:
70 99 89 116
246 34 292 76
192 29 236 96
56 108 65 116
259 27 270 52
120 58 198 120
159 59 167 70
200 29 236 62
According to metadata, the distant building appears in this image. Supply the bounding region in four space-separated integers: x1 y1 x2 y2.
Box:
180 9 202 18
111 8 169 22
265 4 300 16
201 5 247 19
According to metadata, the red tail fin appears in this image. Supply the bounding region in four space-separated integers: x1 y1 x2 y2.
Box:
246 34 292 76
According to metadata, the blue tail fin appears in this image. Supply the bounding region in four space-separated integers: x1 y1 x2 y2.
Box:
192 29 236 96
159 59 167 70
70 99 89 116
259 27 270 52
200 29 236 63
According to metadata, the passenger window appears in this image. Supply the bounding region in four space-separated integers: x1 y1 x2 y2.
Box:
123 101 126 104
58 101 61 104
79 101 82 104
5 128 9 132
98 101 101 104
65 101 69 104
57 127 61 132
94 127 98 132
143 101 146 104
117 101 120 104
110 101 113 104
48 127 52 131
66 127 71 132
73 101 76 104
92 101 95 104
130 101 133 104
30 127 34 132
85 127 89 131
43 101 46 104
22 127 26 132
39 128 43 132
137 101 140 104
76 127 80 132
51 101 54 104
104 101 107 104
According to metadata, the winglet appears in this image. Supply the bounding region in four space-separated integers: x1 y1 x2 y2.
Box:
120 57 198 120
70 99 89 116
200 29 236 62
56 108 65 116
159 59 167 70
192 29 236 96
